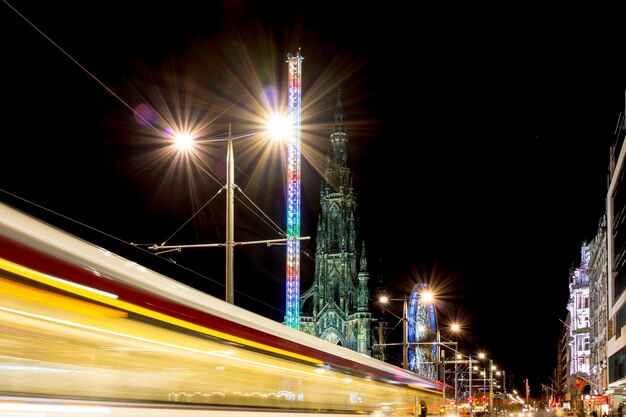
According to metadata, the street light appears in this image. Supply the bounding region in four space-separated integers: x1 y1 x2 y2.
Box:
377 285 440 374
452 352 486 417
489 360 494 417
474 354 496 416
489 366 508 417
225 125 234 303
433 325 460 412
408 285 439 379
478 368 489 404
469 354 475 417
474 353 497 417
145 123 310 305
376 285 461 407
496 369 507 416
378 294 410 369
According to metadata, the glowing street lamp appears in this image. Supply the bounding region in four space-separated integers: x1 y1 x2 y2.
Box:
474 353 496 417
147 121 309 305
377 286 456 379
377 294 410 369
437 323 461 408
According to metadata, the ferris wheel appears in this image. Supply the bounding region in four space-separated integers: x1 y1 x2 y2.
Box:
407 283 438 379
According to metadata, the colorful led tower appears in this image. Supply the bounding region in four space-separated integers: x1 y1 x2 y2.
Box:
285 50 303 329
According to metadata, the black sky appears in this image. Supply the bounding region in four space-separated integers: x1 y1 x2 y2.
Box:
2 1 625 397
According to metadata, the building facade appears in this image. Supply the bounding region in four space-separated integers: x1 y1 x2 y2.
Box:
558 322 570 409
558 98 626 414
566 242 591 412
607 105 626 405
299 87 374 356
589 216 608 399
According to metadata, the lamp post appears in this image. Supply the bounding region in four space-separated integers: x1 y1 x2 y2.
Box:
502 370 506 415
489 359 494 417
377 295 410 370
476 353 497 416
495 369 506 416
479 368 486 404
469 355 473 417
403 298 409 369
437 326 442 380
471 353 488 417
225 124 235 304
377 288 459 395
145 124 310 305
455 353 461 405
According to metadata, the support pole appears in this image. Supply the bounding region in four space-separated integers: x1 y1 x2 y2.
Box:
225 123 234 304
489 360 494 417
437 329 442 381
443 349 446 407
503 370 507 415
403 299 409 369
469 356 473 417
454 344 459 405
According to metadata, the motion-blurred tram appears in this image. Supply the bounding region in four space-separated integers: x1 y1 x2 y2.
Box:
0 201 442 415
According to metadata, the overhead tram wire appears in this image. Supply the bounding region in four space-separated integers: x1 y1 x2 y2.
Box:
1 1 292 315
1 0 159 134
4 1 316 263
234 185 287 239
2 187 287 316
133 188 225 249
5 0 299 247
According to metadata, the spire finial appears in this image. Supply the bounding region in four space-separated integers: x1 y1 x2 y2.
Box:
334 85 345 133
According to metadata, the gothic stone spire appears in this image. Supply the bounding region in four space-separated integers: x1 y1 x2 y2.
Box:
334 85 346 134
326 85 349 187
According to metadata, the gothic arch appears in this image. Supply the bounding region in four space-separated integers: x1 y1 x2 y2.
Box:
301 291 314 314
320 328 345 347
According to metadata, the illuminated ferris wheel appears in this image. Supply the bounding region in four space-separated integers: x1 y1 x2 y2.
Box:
407 283 438 379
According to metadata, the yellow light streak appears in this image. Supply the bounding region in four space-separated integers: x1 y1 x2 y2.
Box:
0 305 356 387
0 277 127 319
0 257 320 365
0 402 111 413
0 258 118 299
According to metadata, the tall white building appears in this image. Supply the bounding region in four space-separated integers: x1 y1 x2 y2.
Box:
589 216 608 396
607 106 626 405
566 243 591 411
559 96 623 413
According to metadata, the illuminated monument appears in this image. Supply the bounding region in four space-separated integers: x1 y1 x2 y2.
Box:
299 86 373 356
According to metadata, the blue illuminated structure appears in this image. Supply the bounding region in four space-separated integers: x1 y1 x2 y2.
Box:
408 283 438 379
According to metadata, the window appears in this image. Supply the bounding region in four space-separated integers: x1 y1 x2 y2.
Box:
609 347 626 383
578 356 590 373
576 335 590 352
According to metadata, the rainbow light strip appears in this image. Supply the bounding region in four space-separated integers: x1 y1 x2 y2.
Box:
285 51 303 329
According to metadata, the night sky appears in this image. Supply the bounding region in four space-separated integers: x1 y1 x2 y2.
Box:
2 1 625 397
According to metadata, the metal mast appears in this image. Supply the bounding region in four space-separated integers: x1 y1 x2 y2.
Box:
285 49 303 329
